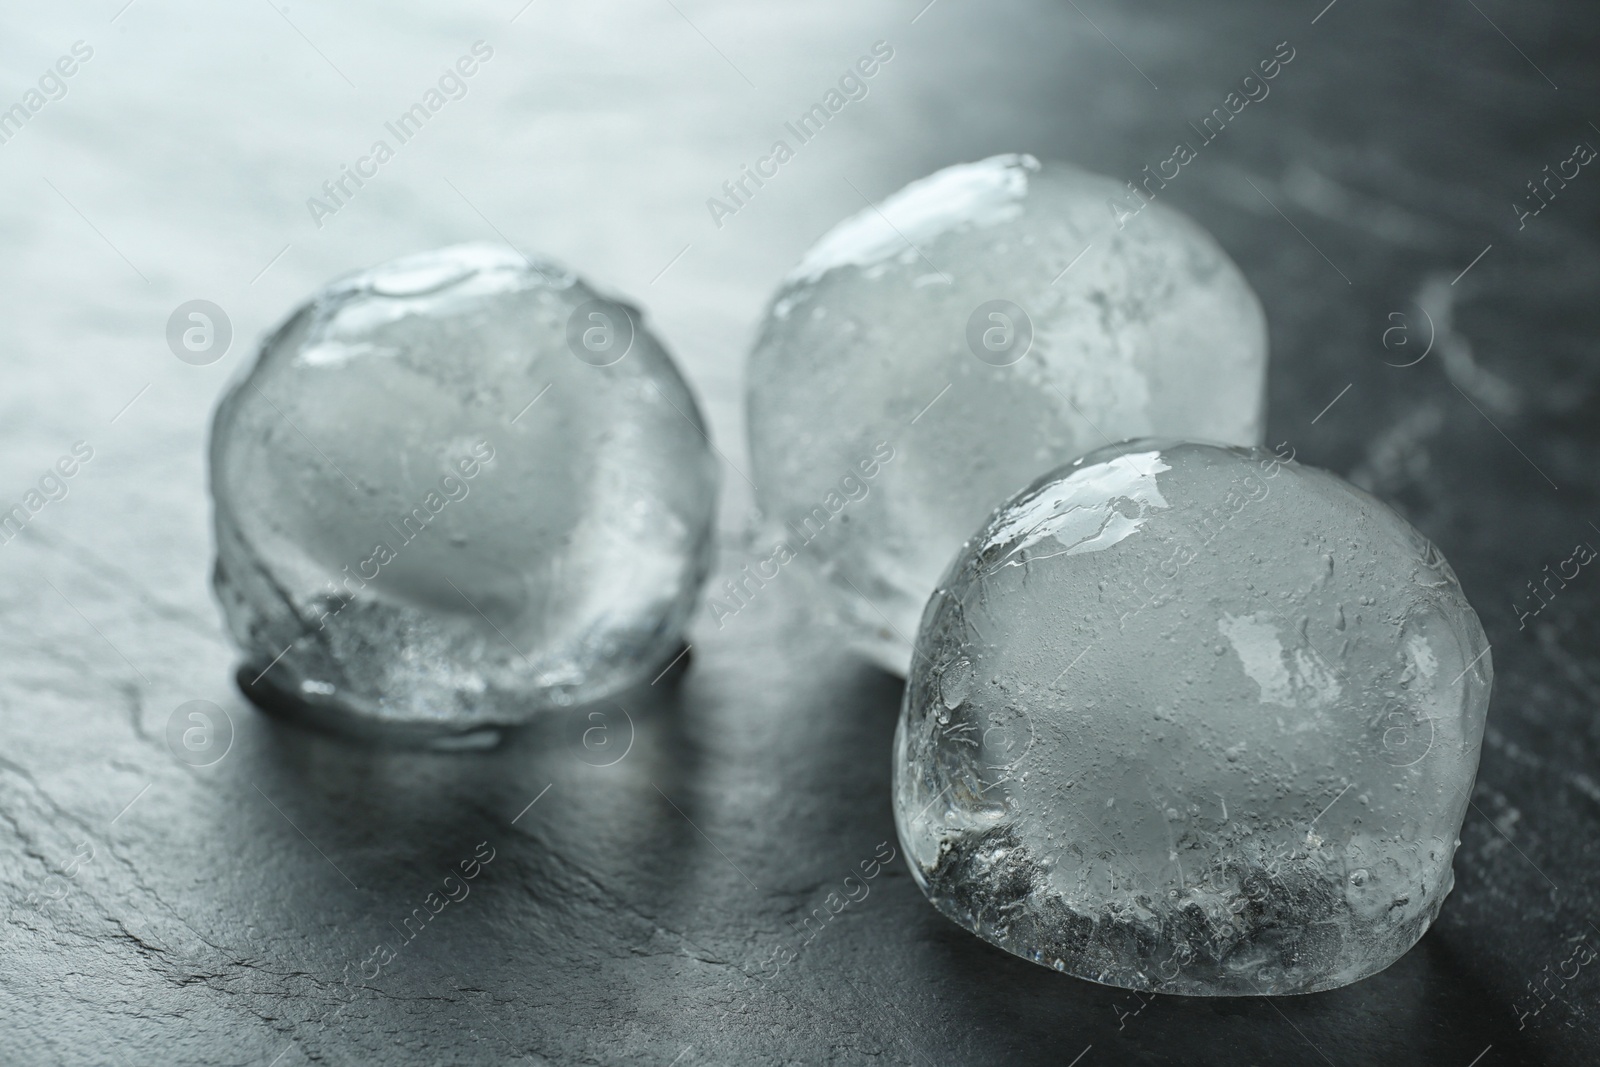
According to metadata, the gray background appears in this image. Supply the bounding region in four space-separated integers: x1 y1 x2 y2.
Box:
1 1 1597 1064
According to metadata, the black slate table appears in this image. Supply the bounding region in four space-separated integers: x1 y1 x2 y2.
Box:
1 1 1596 1064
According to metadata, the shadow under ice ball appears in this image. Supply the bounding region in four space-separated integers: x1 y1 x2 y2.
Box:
893 440 1492 995
747 154 1267 675
210 244 718 730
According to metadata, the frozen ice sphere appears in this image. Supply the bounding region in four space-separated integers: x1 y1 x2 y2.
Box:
210 244 718 731
893 440 1492 995
747 154 1267 675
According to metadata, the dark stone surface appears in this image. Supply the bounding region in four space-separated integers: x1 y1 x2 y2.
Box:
1 1 1597 1064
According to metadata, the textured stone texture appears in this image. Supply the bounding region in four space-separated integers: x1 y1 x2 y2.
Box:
0 1 1596 1064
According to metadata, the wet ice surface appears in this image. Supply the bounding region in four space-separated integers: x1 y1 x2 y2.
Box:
893 440 1493 995
210 244 718 733
747 155 1267 675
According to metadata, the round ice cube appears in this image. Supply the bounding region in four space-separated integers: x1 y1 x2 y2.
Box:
893 440 1492 995
747 154 1267 674
210 244 718 731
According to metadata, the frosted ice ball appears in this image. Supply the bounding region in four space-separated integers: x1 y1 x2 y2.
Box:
893 440 1492 995
747 154 1267 674
210 244 718 731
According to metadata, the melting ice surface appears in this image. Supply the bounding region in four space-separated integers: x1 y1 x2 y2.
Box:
1218 613 1343 710
990 450 1170 563
788 153 1036 286
747 155 1269 675
893 440 1493 995
209 244 718 732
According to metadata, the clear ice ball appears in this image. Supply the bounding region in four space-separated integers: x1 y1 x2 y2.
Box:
893 440 1492 995
747 154 1267 674
210 244 718 730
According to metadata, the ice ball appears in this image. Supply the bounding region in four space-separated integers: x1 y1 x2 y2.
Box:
893 439 1492 994
210 244 718 731
747 154 1267 674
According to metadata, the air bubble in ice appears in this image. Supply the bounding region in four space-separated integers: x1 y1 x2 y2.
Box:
747 154 1267 673
893 440 1492 994
210 244 718 732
